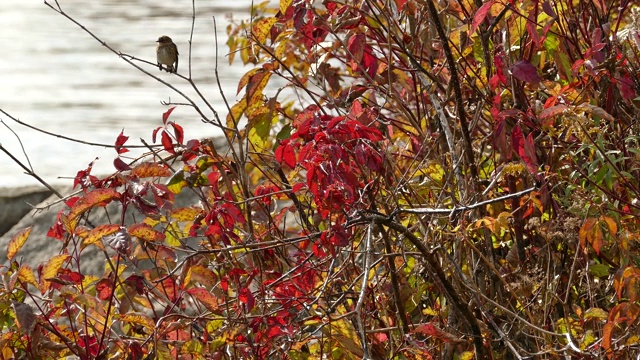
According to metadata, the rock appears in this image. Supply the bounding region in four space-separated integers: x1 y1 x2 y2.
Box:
0 186 53 237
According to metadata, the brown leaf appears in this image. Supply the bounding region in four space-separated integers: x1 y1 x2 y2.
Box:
12 301 36 334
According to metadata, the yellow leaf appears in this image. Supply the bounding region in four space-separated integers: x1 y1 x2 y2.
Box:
186 265 217 287
252 17 278 45
459 351 475 360
17 265 38 288
322 318 363 358
170 207 203 222
129 223 165 242
164 222 183 247
39 254 70 294
279 0 292 13
227 98 248 130
118 312 155 330
7 226 31 262
584 307 608 321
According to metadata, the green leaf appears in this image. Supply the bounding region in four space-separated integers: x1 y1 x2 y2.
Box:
589 263 610 278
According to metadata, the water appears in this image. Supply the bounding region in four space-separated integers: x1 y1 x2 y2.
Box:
0 0 252 189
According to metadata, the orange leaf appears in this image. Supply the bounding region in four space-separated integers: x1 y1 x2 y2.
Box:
187 288 219 312
130 162 171 178
129 223 165 242
539 104 568 120
602 321 614 353
186 265 217 287
237 68 261 95
67 189 121 231
7 226 32 262
246 69 272 105
578 218 604 255
73 225 91 239
84 224 121 248
600 216 618 236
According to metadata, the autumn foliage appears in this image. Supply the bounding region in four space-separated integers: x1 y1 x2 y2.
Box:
3 0 640 359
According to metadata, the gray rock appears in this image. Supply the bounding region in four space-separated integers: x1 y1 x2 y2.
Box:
0 186 53 237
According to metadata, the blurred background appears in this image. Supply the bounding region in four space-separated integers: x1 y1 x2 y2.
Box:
0 0 252 188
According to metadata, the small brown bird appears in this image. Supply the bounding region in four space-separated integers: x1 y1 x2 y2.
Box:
156 36 179 73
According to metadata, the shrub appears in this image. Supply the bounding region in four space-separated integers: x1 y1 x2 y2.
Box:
3 0 640 359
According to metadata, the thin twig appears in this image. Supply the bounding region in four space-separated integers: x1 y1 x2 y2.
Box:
0 109 158 149
390 186 536 216
355 221 374 359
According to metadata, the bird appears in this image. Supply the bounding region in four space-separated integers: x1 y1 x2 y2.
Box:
156 36 179 73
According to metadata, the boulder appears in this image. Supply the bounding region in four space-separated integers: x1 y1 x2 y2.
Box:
0 186 53 237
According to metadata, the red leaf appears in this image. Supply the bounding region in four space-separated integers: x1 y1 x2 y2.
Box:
161 131 175 154
78 335 101 357
73 159 98 190
361 45 378 78
510 60 541 84
162 107 176 124
470 0 495 35
113 157 131 172
526 11 541 49
152 127 161 143
47 218 65 240
347 34 378 78
124 275 146 294
511 124 524 158
328 224 350 247
238 287 255 312
275 140 297 168
347 34 365 62
523 133 538 174
54 268 85 285
171 123 184 145
114 130 129 154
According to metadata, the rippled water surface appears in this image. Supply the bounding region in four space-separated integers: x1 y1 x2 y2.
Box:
0 0 251 188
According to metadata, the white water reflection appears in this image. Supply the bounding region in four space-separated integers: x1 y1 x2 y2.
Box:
0 0 251 188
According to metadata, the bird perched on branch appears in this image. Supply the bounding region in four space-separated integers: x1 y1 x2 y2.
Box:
156 36 178 73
